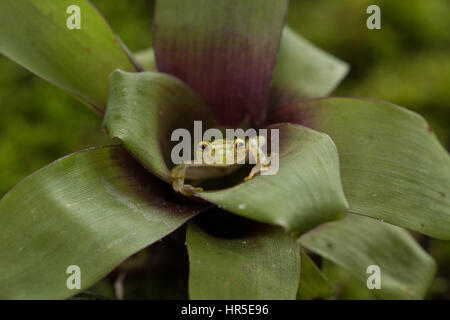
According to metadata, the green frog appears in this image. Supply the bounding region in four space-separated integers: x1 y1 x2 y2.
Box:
171 136 270 196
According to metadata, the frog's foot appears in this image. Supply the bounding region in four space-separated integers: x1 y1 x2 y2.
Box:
244 173 255 182
172 164 198 195
181 185 204 197
244 163 271 182
172 180 203 196
184 184 204 196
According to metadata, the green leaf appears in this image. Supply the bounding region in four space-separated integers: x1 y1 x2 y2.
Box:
134 48 157 71
120 228 191 300
320 260 377 300
270 97 450 239
0 145 204 299
270 26 349 110
103 70 218 182
187 222 300 299
300 214 436 299
153 0 288 127
298 249 334 300
0 0 136 113
197 123 348 236
71 277 115 300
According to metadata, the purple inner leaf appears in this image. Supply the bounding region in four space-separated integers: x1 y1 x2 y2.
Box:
153 0 288 127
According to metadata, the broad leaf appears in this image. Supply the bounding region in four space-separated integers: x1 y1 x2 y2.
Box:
300 214 436 299
187 222 300 299
0 146 204 299
134 48 157 72
103 70 218 182
270 97 450 239
137 24 350 110
0 0 136 113
270 27 349 110
197 123 348 236
153 0 288 127
297 249 334 300
320 260 377 300
270 26 349 109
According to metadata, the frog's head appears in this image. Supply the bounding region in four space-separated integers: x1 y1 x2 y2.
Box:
196 138 247 165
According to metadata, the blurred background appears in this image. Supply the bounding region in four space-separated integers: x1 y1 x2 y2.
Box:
0 0 449 299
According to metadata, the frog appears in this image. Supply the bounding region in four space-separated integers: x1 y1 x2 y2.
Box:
171 136 271 196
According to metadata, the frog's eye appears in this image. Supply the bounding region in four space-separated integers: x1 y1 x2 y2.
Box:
199 141 210 150
234 139 245 149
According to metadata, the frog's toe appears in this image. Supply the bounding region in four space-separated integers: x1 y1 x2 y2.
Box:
187 185 204 193
180 184 203 196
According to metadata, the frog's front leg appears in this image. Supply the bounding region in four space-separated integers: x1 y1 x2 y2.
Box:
171 164 204 196
244 136 271 181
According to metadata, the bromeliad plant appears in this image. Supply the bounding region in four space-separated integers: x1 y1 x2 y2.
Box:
0 0 449 300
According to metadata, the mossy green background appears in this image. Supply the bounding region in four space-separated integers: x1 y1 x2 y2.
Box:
0 0 449 299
